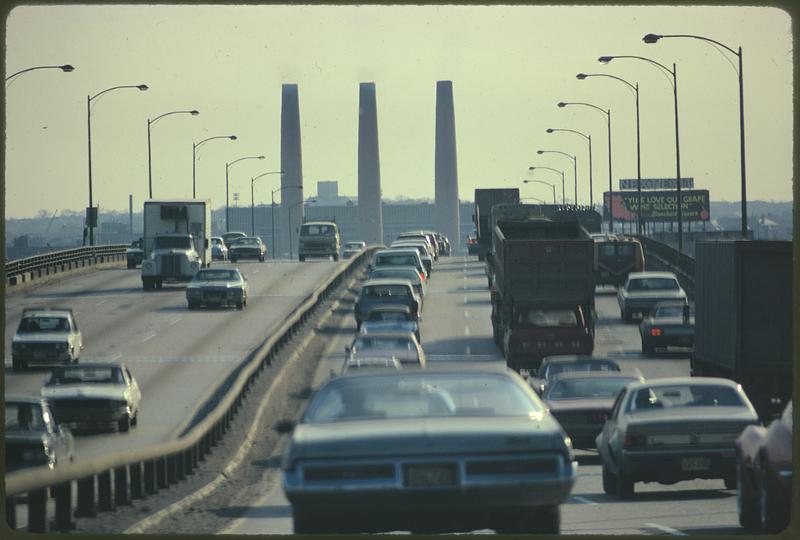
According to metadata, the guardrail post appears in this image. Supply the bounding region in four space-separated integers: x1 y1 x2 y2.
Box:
115 466 130 505
97 470 114 511
75 476 97 517
144 460 157 495
175 452 186 481
156 457 168 489
54 481 75 531
167 455 178 485
130 462 144 499
5 495 16 530
184 448 193 476
28 488 48 532
192 443 200 467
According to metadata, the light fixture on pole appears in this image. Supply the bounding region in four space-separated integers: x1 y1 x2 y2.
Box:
546 128 593 208
6 64 75 82
528 166 566 205
87 83 149 246
536 150 577 205
225 155 265 232
287 198 316 260
193 135 237 198
250 171 285 236
147 109 199 199
598 55 682 251
271 185 303 259
522 179 557 204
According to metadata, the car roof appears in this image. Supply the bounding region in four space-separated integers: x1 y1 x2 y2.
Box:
541 355 620 365
362 278 415 287
50 362 125 370
627 271 678 279
303 221 337 226
366 304 412 313
548 370 643 381
374 248 419 255
333 362 513 381
223 231 247 236
370 266 420 273
21 308 73 318
355 331 418 339
624 377 742 392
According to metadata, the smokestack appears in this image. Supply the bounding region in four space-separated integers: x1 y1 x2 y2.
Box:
358 82 384 245
280 83 304 258
434 80 460 249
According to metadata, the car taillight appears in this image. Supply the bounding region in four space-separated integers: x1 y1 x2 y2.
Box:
570 340 582 349
650 328 663 337
623 434 646 448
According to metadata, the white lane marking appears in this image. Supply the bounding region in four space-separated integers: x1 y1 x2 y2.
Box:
142 332 157 342
95 299 107 306
464 311 469 319
109 353 122 362
644 523 688 536
463 296 467 305
465 345 471 355
464 325 470 336
573 496 598 506
169 317 182 326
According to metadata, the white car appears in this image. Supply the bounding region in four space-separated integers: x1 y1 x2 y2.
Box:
342 241 367 259
12 308 83 371
617 271 688 322
41 363 142 433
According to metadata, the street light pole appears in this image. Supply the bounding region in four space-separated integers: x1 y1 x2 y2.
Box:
225 155 265 232
528 166 566 204
271 184 302 259
287 198 315 260
536 150 577 204
599 55 682 250
546 128 593 207
147 109 199 199
87 84 149 246
644 33 747 239
523 179 557 203
5 64 74 82
193 135 237 198
250 171 285 236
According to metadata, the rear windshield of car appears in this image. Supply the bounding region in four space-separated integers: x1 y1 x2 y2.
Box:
654 305 688 318
46 367 124 385
301 224 336 236
370 270 420 283
627 277 679 291
5 402 47 431
18 316 70 333
353 336 414 351
627 384 745 412
367 311 411 322
362 285 411 298
222 233 246 242
304 373 542 422
375 254 417 267
195 270 237 281
517 308 577 328
542 361 620 379
233 238 259 245
546 377 636 400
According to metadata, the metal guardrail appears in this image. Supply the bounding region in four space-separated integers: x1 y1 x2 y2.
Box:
634 235 695 299
4 246 380 532
5 245 128 284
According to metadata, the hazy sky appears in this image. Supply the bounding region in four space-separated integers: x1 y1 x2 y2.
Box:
4 4 793 219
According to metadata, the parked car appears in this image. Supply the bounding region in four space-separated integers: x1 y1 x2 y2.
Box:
354 278 421 329
186 267 248 310
5 397 75 471
531 356 622 395
229 236 267 262
346 331 426 367
211 236 229 261
360 304 421 342
596 377 759 499
369 249 427 279
279 365 577 534
617 271 688 321
542 371 645 448
126 239 144 268
12 307 83 371
367 266 426 300
41 363 142 433
735 400 793 532
342 241 367 259
221 231 247 249
639 301 694 355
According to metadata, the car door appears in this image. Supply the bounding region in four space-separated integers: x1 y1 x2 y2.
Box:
599 388 628 470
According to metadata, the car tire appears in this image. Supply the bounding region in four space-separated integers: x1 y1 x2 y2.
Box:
293 510 328 534
236 301 244 310
641 339 655 356
622 308 631 322
156 281 163 290
127 260 135 269
759 455 785 532
142 278 154 291
299 255 305 262
602 464 617 495
724 471 737 490
130 411 138 427
230 257 237 263
188 301 199 310
333 254 339 261
12 358 24 372
617 470 635 499
737 461 760 529
118 413 130 433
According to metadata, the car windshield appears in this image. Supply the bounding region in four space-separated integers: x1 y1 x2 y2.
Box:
627 277 679 291
370 269 420 283
546 377 636 400
302 224 336 236
6 402 47 431
18 316 70 333
211 238 223 246
517 308 578 328
233 238 259 245
628 384 745 412
304 373 542 423
194 269 238 281
543 361 620 379
375 254 417 266
362 285 411 298
223 233 245 242
353 336 415 351
367 311 411 322
46 366 124 385
155 236 191 249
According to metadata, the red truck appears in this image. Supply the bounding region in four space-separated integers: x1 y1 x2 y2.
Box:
490 218 596 372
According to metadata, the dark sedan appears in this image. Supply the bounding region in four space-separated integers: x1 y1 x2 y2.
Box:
530 355 621 396
229 236 267 262
543 371 645 449
279 366 577 534
354 279 421 329
735 400 792 532
597 377 759 499
639 301 694 355
5 397 75 471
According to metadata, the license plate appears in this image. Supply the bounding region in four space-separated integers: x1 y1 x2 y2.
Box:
405 464 456 487
681 457 710 471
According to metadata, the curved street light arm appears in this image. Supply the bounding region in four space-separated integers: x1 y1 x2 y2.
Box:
150 109 199 126
600 55 674 79
6 64 75 82
547 127 590 141
537 149 576 163
645 33 738 57
528 165 563 175
253 171 285 183
578 72 637 95
90 84 148 102
195 134 237 150
228 155 265 168
559 101 609 117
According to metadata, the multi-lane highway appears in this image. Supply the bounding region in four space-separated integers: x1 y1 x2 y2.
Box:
212 256 746 536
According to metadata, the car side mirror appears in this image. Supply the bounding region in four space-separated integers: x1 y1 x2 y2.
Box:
274 419 296 434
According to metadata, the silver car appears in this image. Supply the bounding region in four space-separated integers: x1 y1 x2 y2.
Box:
186 268 248 309
617 271 688 321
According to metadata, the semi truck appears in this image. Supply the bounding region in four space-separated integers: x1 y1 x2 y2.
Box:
490 218 596 372
473 188 520 261
141 200 211 290
691 240 793 421
486 203 546 288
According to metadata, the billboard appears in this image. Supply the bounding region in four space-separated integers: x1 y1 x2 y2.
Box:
603 189 710 222
619 177 694 190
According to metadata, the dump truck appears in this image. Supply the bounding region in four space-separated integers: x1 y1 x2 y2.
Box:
473 188 519 261
691 240 793 421
490 218 596 372
485 203 546 288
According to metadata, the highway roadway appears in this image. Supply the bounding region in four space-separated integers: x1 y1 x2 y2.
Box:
219 256 748 536
4 259 339 463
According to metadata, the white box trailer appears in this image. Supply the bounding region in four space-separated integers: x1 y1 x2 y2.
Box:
141 200 211 290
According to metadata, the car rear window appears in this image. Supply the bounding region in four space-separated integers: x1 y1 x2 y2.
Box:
363 285 411 297
627 278 679 291
628 384 744 412
546 377 635 399
46 367 124 385
375 254 417 266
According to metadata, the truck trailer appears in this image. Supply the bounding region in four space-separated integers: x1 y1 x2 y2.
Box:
473 188 520 261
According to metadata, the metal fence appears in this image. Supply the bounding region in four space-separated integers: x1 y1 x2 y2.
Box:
4 246 379 533
5 245 128 285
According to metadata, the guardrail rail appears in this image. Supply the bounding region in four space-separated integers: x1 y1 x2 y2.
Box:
4 245 128 288
635 235 695 299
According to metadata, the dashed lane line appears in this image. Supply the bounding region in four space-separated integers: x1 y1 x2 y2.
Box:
572 496 599 506
644 523 688 536
142 332 157 342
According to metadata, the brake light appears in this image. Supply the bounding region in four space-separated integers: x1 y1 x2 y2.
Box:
650 328 663 337
623 434 646 448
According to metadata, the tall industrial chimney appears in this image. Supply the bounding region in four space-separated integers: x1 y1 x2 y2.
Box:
358 82 384 245
280 83 304 258
434 80 460 249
